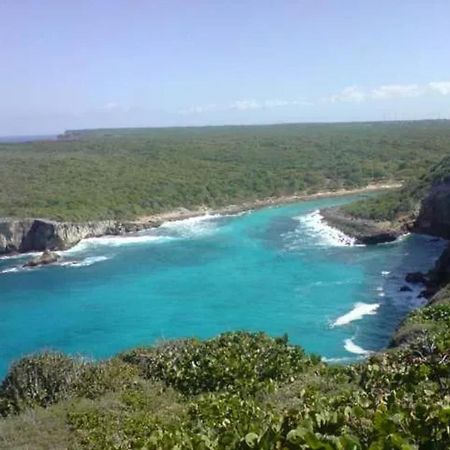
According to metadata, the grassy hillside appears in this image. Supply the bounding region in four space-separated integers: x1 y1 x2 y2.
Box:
1 120 450 221
1 315 449 449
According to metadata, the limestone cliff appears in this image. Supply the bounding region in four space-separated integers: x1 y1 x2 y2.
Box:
0 219 119 255
413 182 450 239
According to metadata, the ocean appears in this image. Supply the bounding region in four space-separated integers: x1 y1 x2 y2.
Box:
0 194 446 377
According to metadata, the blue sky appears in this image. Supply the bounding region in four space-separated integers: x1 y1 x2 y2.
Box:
1 0 449 135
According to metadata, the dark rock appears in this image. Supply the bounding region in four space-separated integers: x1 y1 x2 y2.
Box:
413 182 450 239
320 207 404 245
0 218 127 255
400 285 413 292
405 272 427 284
24 250 60 267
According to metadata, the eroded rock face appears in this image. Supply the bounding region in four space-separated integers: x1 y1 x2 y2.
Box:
0 219 118 255
413 182 450 239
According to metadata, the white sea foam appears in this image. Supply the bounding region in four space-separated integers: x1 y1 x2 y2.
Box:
322 356 359 363
158 214 221 238
344 338 372 355
0 251 40 260
64 234 172 254
64 214 223 255
332 302 380 327
0 267 21 274
294 210 357 247
60 256 110 267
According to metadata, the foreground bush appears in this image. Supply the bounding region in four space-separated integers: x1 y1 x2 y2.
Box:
0 352 84 416
120 332 319 395
0 329 449 448
0 354 139 416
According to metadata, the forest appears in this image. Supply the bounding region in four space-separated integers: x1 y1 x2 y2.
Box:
1 120 450 221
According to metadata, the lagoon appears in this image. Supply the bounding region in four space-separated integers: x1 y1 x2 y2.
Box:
0 194 446 377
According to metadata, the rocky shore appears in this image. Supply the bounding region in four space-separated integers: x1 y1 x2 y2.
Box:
319 207 408 245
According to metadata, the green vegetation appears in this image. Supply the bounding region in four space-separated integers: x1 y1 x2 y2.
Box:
1 120 450 220
1 323 449 449
342 155 450 222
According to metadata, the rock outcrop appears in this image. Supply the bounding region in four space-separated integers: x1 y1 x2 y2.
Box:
320 208 405 245
0 219 119 255
24 250 60 267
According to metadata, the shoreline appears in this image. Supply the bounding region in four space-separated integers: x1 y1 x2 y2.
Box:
0 182 400 258
134 182 402 227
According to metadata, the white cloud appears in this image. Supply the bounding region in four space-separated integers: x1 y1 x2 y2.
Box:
104 101 120 110
428 81 450 95
329 86 366 103
229 99 261 110
371 84 422 99
180 79 450 115
179 104 219 114
180 98 308 114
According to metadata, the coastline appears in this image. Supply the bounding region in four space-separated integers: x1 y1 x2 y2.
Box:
0 182 400 258
134 182 402 227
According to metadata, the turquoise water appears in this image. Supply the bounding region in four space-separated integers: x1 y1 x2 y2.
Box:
0 194 446 377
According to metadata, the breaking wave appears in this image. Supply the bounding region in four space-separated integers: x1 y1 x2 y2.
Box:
332 302 380 327
344 338 372 355
59 256 111 267
64 214 225 255
289 210 356 248
64 234 173 254
158 214 223 238
0 267 22 274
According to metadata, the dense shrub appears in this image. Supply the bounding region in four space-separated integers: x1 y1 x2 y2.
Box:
1 324 449 448
0 352 84 415
0 354 140 416
120 332 319 395
73 358 140 400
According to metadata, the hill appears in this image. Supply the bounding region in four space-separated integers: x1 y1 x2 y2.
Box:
1 120 450 221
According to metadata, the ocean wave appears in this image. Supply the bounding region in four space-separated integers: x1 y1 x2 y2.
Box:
0 251 40 261
158 213 222 238
59 256 110 267
63 234 172 254
322 356 359 363
332 302 380 327
344 338 372 355
291 210 357 247
64 214 225 254
0 267 21 274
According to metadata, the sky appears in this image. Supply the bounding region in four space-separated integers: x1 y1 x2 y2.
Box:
0 0 450 135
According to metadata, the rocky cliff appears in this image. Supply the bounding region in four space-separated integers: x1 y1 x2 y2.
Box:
0 219 119 255
413 182 450 239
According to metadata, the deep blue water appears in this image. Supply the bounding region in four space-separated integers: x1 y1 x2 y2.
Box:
0 194 446 377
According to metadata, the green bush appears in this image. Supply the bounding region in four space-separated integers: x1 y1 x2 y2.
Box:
120 332 319 395
73 358 140 400
0 352 85 415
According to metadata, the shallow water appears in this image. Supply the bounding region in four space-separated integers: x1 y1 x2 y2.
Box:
0 194 446 376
